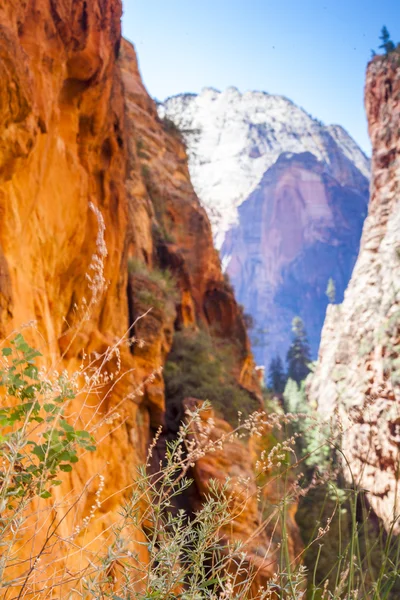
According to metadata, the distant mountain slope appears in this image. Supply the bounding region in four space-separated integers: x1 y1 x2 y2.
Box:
159 88 370 248
222 151 368 365
160 88 370 367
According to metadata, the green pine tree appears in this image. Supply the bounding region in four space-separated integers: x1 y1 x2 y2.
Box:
286 317 311 386
268 355 286 394
379 26 395 54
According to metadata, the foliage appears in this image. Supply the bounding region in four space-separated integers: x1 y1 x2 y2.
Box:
136 137 149 159
243 312 254 330
379 26 396 54
286 317 311 386
0 334 95 508
164 329 259 425
283 377 330 469
223 270 233 290
296 481 400 598
128 257 178 314
268 355 287 394
251 323 269 348
161 116 183 139
1 333 400 598
141 163 151 182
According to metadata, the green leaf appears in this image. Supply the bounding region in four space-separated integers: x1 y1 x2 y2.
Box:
13 333 30 353
59 464 72 472
59 419 74 433
2 347 12 357
58 451 71 461
43 403 61 414
40 490 52 499
75 430 91 439
32 445 45 461
24 365 39 380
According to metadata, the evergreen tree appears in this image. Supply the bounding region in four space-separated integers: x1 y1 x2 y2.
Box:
326 277 336 304
379 26 395 54
268 355 286 394
286 317 311 386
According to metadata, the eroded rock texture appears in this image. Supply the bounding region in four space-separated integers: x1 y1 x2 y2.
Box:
0 2 266 591
309 52 400 528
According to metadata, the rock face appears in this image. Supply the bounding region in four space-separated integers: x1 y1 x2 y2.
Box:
0 2 267 592
120 40 260 400
309 51 400 528
161 90 370 366
222 151 368 364
160 88 370 249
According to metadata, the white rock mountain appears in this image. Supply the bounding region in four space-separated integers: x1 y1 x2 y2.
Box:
159 87 370 369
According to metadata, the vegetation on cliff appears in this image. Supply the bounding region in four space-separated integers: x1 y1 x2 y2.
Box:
164 329 259 425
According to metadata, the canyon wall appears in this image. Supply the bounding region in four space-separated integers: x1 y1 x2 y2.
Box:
0 1 270 592
160 90 370 369
309 51 400 528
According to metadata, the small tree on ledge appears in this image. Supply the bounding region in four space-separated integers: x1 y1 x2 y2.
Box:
286 316 311 386
268 355 286 394
379 26 395 54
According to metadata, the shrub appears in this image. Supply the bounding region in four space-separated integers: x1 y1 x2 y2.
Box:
0 333 97 592
128 257 178 315
164 329 259 425
0 334 96 505
161 116 183 139
283 377 331 469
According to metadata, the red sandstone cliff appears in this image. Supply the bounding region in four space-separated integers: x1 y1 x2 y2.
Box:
309 51 400 528
0 2 270 593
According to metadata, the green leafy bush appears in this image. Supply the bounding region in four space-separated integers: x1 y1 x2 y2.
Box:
128 257 178 315
0 334 95 507
164 329 259 425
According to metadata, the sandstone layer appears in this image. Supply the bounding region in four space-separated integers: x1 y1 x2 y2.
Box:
309 51 400 528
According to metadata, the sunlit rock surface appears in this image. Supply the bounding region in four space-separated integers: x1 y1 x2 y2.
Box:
309 51 400 528
0 2 271 590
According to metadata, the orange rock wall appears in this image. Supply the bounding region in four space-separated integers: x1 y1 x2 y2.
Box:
0 2 262 592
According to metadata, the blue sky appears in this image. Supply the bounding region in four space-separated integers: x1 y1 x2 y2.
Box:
122 1 400 155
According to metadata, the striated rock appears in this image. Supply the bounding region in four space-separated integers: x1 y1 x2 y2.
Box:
0 0 143 588
309 51 400 528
